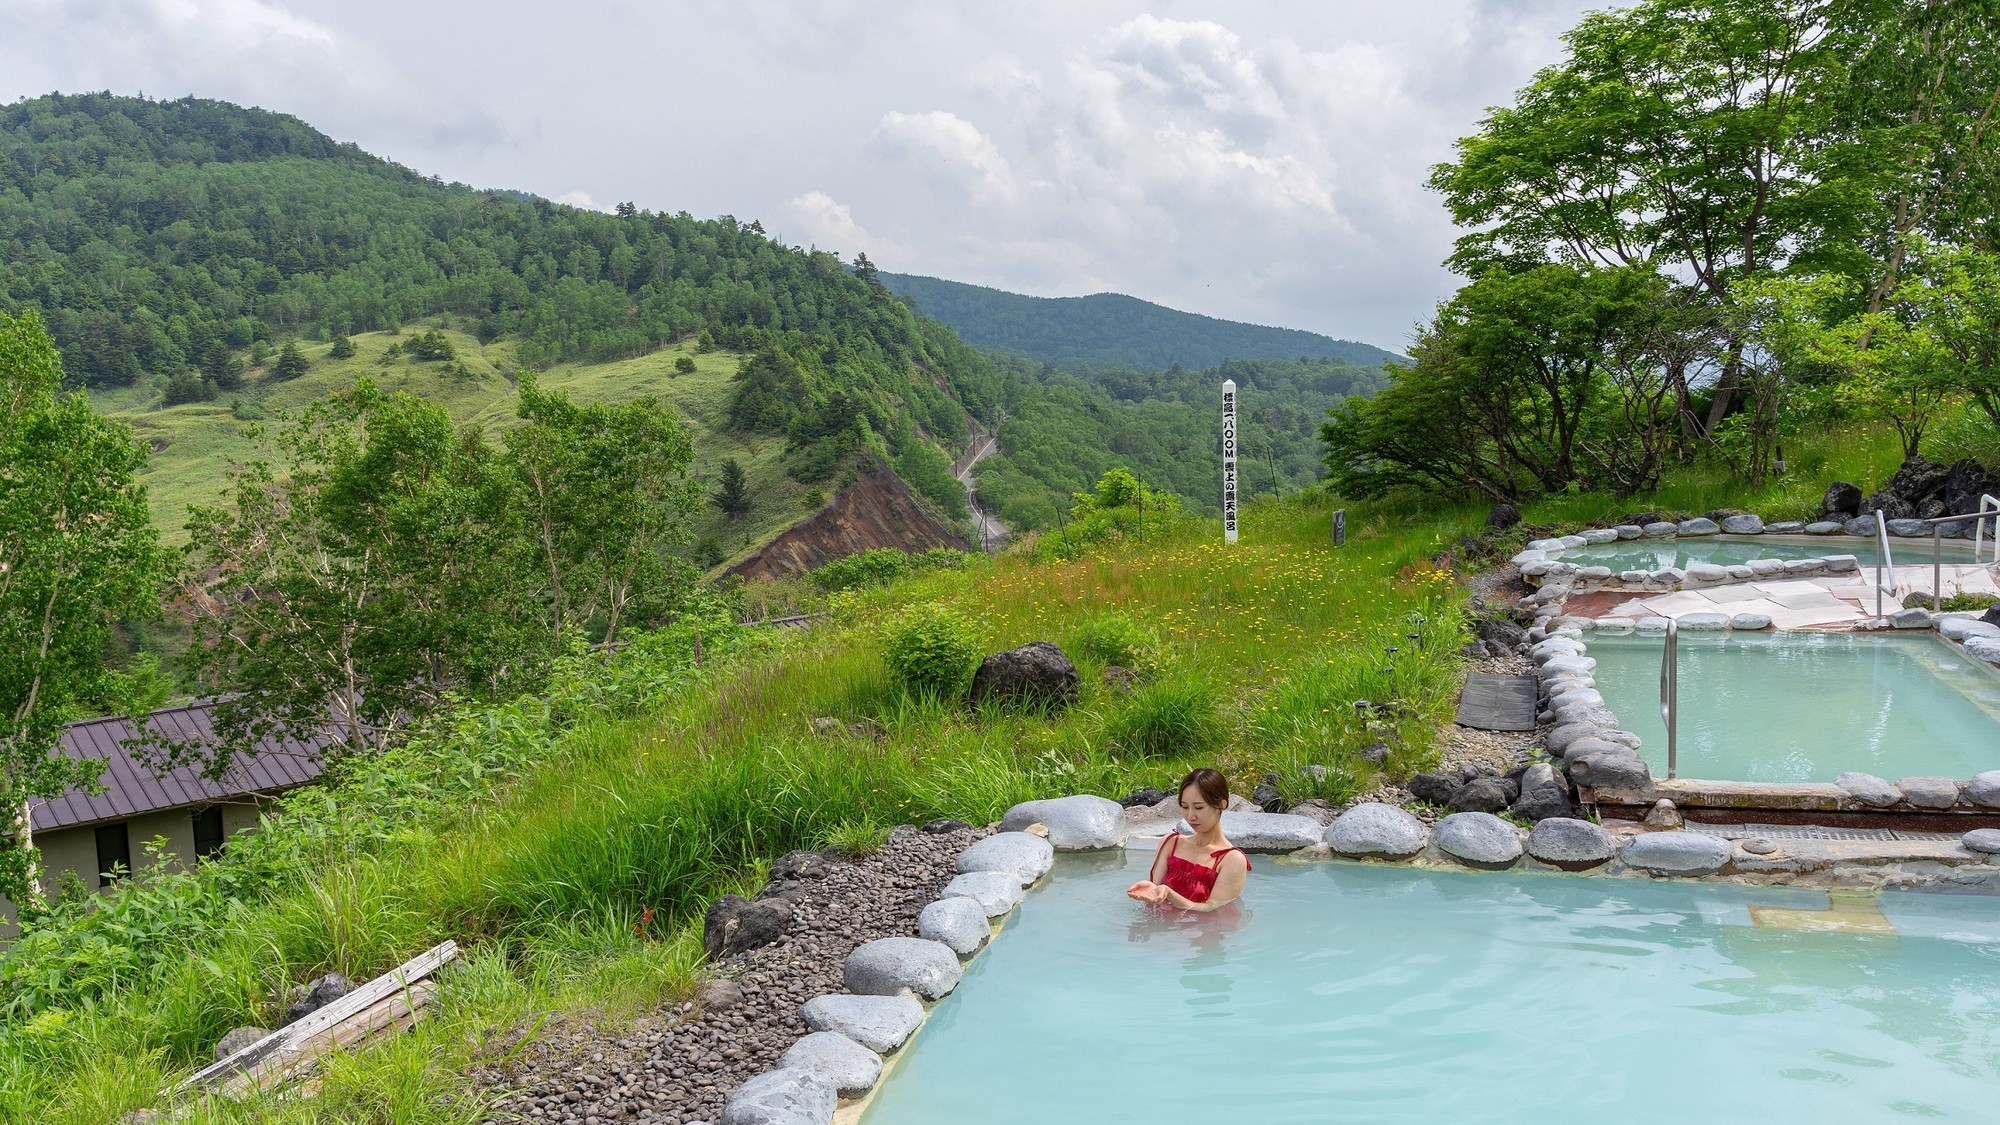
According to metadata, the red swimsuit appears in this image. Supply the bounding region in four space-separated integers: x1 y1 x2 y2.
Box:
1153 833 1250 904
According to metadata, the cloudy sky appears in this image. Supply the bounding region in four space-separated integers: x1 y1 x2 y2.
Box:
1 0 1601 350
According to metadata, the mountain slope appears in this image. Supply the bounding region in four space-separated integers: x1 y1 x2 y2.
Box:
878 272 1403 371
2 93 1003 555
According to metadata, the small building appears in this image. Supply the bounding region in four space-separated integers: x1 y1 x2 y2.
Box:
4 700 327 931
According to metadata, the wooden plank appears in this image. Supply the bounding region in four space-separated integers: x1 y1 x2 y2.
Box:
219 981 437 1098
174 940 457 1095
1454 672 1538 731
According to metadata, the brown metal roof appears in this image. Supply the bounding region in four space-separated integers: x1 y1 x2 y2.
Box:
31 700 328 832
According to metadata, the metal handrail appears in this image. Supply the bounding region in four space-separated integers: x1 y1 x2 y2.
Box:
1980 494 2000 567
1659 617 1679 780
1874 509 1895 620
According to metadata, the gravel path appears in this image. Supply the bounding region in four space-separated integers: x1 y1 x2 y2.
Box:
475 823 983 1125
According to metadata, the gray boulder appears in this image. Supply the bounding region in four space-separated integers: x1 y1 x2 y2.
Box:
1890 608 1933 630
1897 776 1962 809
954 832 1054 885
1615 524 1644 539
917 895 991 955
843 937 962 1000
1447 776 1519 814
1324 803 1428 859
1546 723 1610 756
1835 772 1901 808
940 871 1024 917
1527 818 1616 869
705 895 794 960
999 794 1124 850
1804 520 1844 535
1567 748 1652 791
1510 786 1574 822
799 994 925 1054
1642 521 1679 538
969 642 1079 713
1678 517 1721 536
1963 770 2000 809
283 973 354 1025
1844 514 1880 536
1174 812 1320 853
214 1026 270 1062
1432 812 1523 869
1887 518 1930 538
1621 831 1732 876
719 1067 836 1125
1766 521 1805 534
780 1033 883 1097
1677 612 1730 631
1962 829 2000 855
1686 562 1729 585
1719 514 1765 535
1940 617 2000 643
1581 528 1621 544
1730 613 1772 631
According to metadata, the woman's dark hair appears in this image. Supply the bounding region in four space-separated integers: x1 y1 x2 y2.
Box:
1178 767 1229 808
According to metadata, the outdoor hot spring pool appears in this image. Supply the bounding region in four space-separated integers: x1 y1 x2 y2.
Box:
1554 533 1981 572
1589 631 2000 782
856 851 2000 1124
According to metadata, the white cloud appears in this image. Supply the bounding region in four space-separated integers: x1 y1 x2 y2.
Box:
875 111 1020 204
551 189 611 212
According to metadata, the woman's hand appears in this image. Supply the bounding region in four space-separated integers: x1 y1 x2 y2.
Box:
1126 881 1169 904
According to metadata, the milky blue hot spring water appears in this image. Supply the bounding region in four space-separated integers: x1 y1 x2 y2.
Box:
856 851 2000 1124
1588 631 2000 782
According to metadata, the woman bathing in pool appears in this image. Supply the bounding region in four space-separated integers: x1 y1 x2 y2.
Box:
1126 767 1249 911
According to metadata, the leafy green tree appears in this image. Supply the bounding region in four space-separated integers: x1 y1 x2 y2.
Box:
161 372 215 406
406 329 457 362
713 458 752 517
182 381 545 766
674 355 696 374
0 311 165 910
270 340 309 382
508 377 702 644
328 335 356 359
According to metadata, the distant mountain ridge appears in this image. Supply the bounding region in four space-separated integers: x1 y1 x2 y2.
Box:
878 272 1404 372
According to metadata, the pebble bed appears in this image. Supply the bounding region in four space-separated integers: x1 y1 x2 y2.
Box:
474 823 982 1125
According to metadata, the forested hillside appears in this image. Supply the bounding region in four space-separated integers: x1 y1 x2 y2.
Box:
0 93 1001 503
879 271 1402 371
973 355 1388 529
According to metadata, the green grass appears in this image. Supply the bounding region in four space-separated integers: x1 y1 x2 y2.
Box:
92 328 817 561
0 492 1473 1123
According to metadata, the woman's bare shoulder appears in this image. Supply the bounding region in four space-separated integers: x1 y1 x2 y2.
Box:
1216 846 1250 869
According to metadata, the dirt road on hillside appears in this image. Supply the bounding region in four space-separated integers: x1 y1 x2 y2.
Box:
954 427 1009 553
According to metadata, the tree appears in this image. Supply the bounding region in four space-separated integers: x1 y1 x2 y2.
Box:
509 377 703 644
161 371 216 406
271 340 309 382
200 340 243 391
713 458 752 517
0 311 165 910
674 355 696 374
329 335 357 359
853 252 881 288
182 381 545 767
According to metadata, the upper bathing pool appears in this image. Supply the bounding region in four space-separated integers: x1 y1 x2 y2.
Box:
1589 631 2000 782
1553 533 1982 572
857 852 2000 1124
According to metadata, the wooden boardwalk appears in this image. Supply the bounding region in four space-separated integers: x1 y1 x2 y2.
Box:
1454 672 1538 731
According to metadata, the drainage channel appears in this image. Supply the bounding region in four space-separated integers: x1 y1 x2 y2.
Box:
1686 822 1964 843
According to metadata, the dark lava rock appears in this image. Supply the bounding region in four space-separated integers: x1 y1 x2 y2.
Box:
1485 502 1522 532
1941 460 2000 535
1822 481 1862 520
756 880 812 905
1982 606 2000 630
1101 665 1140 692
921 818 974 834
282 973 353 1025
1357 741 1391 766
1407 770 1461 806
771 849 839 881
698 978 745 1012
1252 775 1287 813
1887 455 1952 504
1474 616 1528 651
1120 786 1169 808
1456 761 1499 783
704 894 793 959
1860 490 1914 522
1447 776 1519 814
214 1025 269 1061
969 641 1080 713
1509 786 1575 822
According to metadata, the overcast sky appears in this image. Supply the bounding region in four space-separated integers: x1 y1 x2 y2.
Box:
1 0 1602 351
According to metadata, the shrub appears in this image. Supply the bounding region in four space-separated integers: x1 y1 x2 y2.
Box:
674 356 696 374
1069 610 1158 670
881 606 979 701
810 547 967 593
1102 677 1228 758
160 372 214 406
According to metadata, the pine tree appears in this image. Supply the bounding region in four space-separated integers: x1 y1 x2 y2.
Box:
271 340 309 381
713 458 752 516
329 335 356 359
201 341 243 390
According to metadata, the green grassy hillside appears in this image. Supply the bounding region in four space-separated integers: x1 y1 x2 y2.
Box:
100 329 820 560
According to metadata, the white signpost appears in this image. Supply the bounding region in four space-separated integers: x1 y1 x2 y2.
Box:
1222 379 1238 543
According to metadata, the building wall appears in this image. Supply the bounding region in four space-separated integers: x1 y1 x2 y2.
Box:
2 797 276 938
